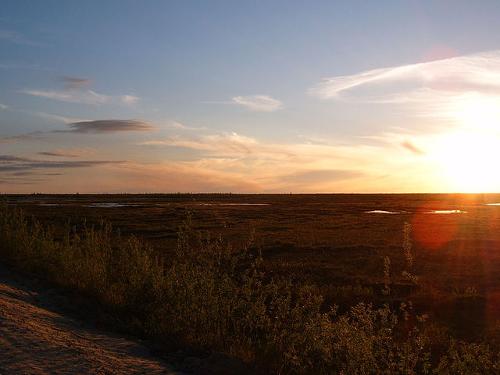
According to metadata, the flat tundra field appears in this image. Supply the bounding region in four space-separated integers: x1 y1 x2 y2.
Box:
5 193 500 338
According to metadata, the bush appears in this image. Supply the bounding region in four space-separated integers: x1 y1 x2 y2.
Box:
435 341 500 374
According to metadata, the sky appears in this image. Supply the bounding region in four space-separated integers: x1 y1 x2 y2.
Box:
2 0 500 193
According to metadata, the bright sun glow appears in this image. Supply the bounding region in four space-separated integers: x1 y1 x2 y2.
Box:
427 94 500 192
447 94 500 132
432 131 500 192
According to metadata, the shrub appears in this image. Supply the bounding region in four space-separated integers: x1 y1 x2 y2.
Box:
435 340 500 374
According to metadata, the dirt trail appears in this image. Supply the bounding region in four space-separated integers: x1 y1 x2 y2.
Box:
0 266 178 374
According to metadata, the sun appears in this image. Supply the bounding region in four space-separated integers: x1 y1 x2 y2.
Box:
449 94 500 132
427 93 500 192
432 131 500 192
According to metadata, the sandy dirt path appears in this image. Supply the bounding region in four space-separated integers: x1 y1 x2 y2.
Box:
0 266 178 374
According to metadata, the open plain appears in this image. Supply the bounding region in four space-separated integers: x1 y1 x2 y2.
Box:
5 193 500 340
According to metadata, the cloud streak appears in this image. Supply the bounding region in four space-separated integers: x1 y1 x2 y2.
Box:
0 154 123 174
120 95 140 105
61 76 91 89
21 89 140 106
309 50 500 104
36 111 86 124
38 148 95 158
0 131 46 144
64 119 155 133
401 140 425 155
134 121 452 193
0 119 155 144
21 89 110 105
0 126 439 193
232 95 283 112
140 132 259 155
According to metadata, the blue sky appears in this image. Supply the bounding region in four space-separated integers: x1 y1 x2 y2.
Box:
2 1 500 193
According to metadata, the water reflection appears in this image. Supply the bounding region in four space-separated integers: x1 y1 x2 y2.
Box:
86 203 129 208
197 203 270 206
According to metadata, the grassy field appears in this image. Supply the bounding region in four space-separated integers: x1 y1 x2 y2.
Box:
2 194 500 373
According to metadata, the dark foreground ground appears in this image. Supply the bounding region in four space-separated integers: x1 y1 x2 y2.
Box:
0 264 177 374
4 193 500 339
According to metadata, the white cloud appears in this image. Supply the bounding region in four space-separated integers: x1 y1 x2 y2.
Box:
0 103 7 110
167 121 206 131
36 111 86 124
21 74 140 106
120 95 140 105
141 132 258 155
21 89 110 105
21 89 140 106
232 95 283 112
310 50 500 102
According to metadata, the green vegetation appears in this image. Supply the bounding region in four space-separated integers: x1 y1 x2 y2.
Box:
0 203 499 374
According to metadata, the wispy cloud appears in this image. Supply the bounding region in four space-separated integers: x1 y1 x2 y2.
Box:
231 95 283 112
0 154 123 174
0 126 439 193
0 103 7 110
0 30 43 46
309 50 500 105
21 81 139 106
0 154 123 188
0 131 46 144
36 111 86 124
22 89 140 106
61 76 91 89
164 121 207 131
135 124 444 193
38 148 95 158
120 94 140 105
140 132 258 154
0 119 155 144
21 89 110 105
401 140 425 155
64 119 155 133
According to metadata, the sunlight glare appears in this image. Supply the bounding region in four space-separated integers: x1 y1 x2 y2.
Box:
432 131 500 192
448 94 500 132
